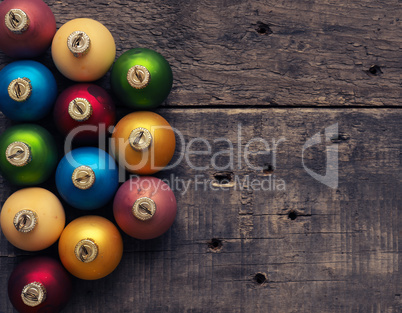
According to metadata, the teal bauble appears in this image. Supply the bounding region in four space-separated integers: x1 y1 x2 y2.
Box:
0 60 57 121
55 147 119 210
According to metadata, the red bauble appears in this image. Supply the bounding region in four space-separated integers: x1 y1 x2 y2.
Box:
0 0 56 58
53 84 115 144
8 257 72 313
113 176 177 239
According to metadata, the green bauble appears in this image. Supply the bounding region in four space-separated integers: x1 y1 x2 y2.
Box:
111 48 173 109
0 124 58 186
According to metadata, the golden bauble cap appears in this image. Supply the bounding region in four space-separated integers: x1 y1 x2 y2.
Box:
74 238 98 263
67 31 91 58
127 65 150 89
6 141 32 167
21 282 46 307
128 127 152 151
13 209 37 233
8 78 32 102
68 98 93 121
72 166 95 190
132 197 156 221
5 9 30 34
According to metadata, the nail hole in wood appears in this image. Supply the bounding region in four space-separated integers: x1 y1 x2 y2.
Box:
208 238 222 251
330 133 350 143
213 172 233 185
253 273 267 285
262 164 274 175
255 21 273 35
288 211 297 220
368 65 382 76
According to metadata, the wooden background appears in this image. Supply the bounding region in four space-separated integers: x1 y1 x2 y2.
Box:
0 0 401 312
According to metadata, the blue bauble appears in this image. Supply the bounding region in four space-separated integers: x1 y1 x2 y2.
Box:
55 147 119 210
0 60 57 121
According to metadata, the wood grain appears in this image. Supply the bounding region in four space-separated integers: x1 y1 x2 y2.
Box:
1 0 401 108
1 109 401 312
0 0 401 312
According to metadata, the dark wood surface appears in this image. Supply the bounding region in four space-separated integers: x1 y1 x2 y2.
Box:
0 1 401 312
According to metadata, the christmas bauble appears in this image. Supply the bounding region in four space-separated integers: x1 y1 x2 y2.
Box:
111 48 173 109
0 60 57 121
53 83 115 143
51 18 116 82
111 111 175 175
113 176 177 239
0 0 56 58
0 124 57 186
55 147 119 210
58 215 123 280
0 188 65 251
8 256 72 313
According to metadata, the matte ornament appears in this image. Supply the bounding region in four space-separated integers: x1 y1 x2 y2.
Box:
113 176 177 239
0 0 56 58
111 48 173 109
55 147 119 210
53 84 115 143
0 60 57 121
0 188 65 251
58 215 123 280
0 124 57 186
111 111 176 175
8 257 72 313
51 18 116 82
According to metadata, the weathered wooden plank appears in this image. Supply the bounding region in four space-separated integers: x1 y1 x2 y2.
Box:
1 109 401 312
1 0 401 107
1 0 401 312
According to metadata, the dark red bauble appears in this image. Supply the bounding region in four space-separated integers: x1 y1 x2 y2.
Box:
0 0 56 58
53 84 115 144
113 176 177 240
8 256 73 313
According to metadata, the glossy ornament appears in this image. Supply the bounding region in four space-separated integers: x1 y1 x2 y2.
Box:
111 111 175 175
111 48 173 109
55 147 118 210
54 84 115 143
0 188 65 251
0 0 56 58
51 18 116 82
0 124 57 186
8 257 72 313
0 60 57 121
113 176 177 239
58 215 123 280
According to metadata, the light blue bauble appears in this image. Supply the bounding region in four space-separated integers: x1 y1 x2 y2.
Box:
56 147 119 210
0 60 57 121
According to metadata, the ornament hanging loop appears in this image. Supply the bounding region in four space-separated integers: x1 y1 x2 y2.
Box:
132 197 156 221
127 65 150 89
21 282 46 307
129 127 152 151
5 9 30 34
68 98 93 121
8 78 32 102
6 141 32 167
13 209 38 233
74 238 98 263
67 31 91 57
72 165 95 190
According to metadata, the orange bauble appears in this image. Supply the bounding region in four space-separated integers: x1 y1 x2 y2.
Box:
111 111 175 175
58 215 123 280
